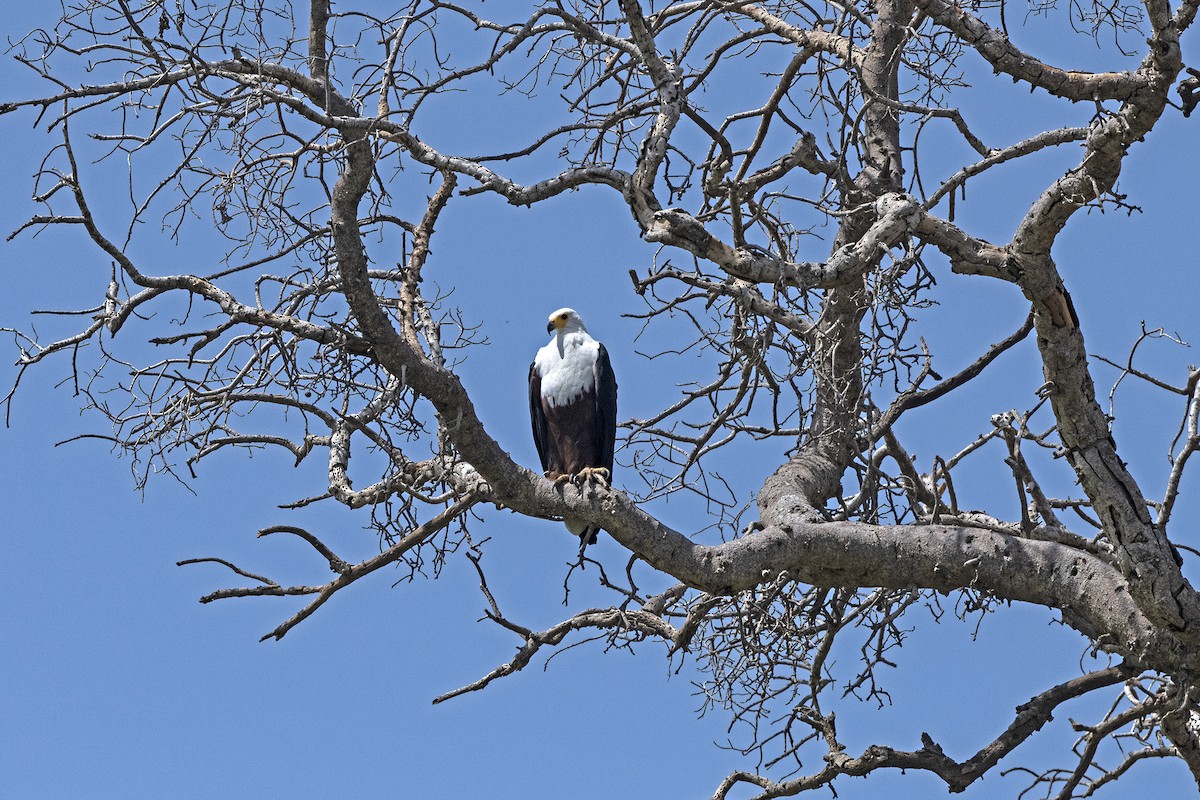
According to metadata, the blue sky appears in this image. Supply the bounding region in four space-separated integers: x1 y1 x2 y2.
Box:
2 3 1199 799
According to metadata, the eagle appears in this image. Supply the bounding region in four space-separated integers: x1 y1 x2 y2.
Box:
528 308 618 543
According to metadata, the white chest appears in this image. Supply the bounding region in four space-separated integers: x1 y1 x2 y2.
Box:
535 332 599 407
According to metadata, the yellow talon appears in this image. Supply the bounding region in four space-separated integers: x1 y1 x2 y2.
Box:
577 466 611 486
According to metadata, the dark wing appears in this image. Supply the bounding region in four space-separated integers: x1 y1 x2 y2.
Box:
529 361 551 474
593 344 618 474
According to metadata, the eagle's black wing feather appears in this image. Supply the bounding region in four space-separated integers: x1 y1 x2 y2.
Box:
593 344 618 475
528 362 551 474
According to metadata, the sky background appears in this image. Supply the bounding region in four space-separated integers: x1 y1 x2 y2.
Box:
2 3 1199 799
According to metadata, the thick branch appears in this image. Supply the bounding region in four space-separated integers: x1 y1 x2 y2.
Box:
916 0 1146 101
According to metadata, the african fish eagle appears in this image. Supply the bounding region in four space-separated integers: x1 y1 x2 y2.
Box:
529 308 618 543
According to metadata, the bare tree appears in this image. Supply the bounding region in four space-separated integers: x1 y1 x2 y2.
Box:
3 0 1200 796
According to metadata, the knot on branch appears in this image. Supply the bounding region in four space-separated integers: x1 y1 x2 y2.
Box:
1179 68 1200 118
873 192 920 226
918 732 946 756
645 207 714 252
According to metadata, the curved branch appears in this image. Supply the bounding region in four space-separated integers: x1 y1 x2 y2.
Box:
915 0 1147 101
191 497 476 641
432 604 678 704
714 663 1137 798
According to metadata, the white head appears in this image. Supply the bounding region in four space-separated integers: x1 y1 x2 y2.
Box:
546 307 587 335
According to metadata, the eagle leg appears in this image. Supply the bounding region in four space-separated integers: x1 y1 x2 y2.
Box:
551 473 573 488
